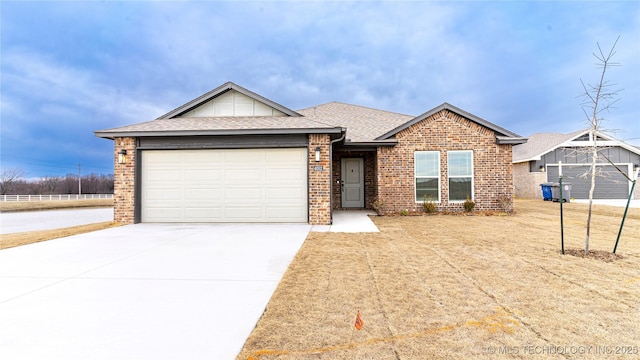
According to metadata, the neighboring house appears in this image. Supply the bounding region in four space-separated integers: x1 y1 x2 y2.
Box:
513 130 640 200
95 82 526 225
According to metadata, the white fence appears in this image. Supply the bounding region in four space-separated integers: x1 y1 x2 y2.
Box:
1 194 114 202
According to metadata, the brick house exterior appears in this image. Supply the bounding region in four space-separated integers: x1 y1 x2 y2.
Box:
375 109 515 214
98 82 525 225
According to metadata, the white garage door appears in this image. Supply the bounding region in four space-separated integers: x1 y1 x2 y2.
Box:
141 148 308 222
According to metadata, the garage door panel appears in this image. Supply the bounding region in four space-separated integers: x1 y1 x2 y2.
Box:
266 150 305 162
148 151 183 162
145 188 182 200
266 207 306 219
185 188 222 200
225 188 262 201
225 207 263 220
186 151 224 162
266 168 305 181
185 207 223 219
145 170 183 181
142 148 307 222
185 169 222 179
266 187 304 200
144 208 184 220
225 169 263 181
225 150 263 162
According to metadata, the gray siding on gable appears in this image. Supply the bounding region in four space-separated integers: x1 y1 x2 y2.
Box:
138 134 308 150
547 164 631 199
530 146 640 172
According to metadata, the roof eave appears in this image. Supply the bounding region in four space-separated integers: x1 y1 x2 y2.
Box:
496 136 528 145
342 139 398 147
94 127 343 140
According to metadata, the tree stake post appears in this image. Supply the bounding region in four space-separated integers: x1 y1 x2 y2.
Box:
613 176 637 254
559 175 565 255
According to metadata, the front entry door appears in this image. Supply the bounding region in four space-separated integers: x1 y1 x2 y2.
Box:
341 158 364 208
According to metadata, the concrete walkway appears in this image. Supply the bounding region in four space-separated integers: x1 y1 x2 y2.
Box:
0 223 310 359
312 210 380 233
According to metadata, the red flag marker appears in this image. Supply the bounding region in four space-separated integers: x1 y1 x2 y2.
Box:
354 310 364 330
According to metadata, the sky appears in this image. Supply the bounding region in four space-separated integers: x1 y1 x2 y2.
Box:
1 1 639 178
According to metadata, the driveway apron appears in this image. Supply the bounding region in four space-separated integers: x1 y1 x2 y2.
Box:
0 223 310 359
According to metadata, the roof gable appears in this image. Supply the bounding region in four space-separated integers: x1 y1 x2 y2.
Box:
512 129 640 163
375 102 525 144
157 82 301 119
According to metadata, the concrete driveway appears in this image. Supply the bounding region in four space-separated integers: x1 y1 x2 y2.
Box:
0 223 310 359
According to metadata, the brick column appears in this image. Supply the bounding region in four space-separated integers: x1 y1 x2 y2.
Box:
308 134 331 225
113 137 136 224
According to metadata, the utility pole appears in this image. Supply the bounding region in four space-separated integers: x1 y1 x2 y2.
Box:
78 163 82 196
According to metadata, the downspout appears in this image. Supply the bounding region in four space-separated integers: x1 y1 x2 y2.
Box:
329 129 347 224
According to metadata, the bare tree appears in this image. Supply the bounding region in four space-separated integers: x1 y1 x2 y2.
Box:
0 168 26 195
579 36 621 254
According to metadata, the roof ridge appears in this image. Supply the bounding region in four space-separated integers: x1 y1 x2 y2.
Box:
298 101 413 118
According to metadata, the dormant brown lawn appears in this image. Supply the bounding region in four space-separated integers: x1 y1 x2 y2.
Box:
0 198 113 212
0 222 121 250
238 200 639 359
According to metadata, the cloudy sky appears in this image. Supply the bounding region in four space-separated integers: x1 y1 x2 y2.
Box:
2 1 639 178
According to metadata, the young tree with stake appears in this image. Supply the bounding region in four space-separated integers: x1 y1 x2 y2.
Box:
580 36 621 254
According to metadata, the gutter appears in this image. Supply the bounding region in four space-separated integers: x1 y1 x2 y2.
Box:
329 129 347 224
94 127 344 140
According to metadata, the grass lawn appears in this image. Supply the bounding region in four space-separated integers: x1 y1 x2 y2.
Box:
238 199 640 359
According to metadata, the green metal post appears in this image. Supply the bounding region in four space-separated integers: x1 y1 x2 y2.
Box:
559 176 564 255
613 179 636 254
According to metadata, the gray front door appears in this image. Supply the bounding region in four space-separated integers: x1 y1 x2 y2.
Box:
341 158 364 208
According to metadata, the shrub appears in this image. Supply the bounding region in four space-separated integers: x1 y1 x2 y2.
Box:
463 197 475 213
371 197 385 214
400 209 408 216
497 194 513 213
422 195 437 213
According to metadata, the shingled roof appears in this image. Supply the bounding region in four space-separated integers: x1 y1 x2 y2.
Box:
296 102 413 143
95 82 526 145
512 131 584 163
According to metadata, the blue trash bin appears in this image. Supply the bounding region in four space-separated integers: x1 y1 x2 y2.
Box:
540 183 553 201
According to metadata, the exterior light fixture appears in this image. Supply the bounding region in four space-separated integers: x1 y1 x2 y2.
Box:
539 165 545 172
315 147 321 162
118 149 127 164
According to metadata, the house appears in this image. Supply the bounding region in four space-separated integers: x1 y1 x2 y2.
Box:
513 130 640 200
95 82 526 225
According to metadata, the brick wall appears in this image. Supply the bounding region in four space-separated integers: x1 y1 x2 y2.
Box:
113 137 136 223
308 134 331 224
513 162 547 199
332 151 377 209
376 109 514 214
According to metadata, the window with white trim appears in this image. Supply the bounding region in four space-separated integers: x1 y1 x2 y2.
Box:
448 150 473 202
415 151 440 202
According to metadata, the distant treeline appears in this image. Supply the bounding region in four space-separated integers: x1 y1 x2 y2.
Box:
1 171 114 195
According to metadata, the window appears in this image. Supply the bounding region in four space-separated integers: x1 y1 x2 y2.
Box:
448 151 473 201
415 151 440 202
